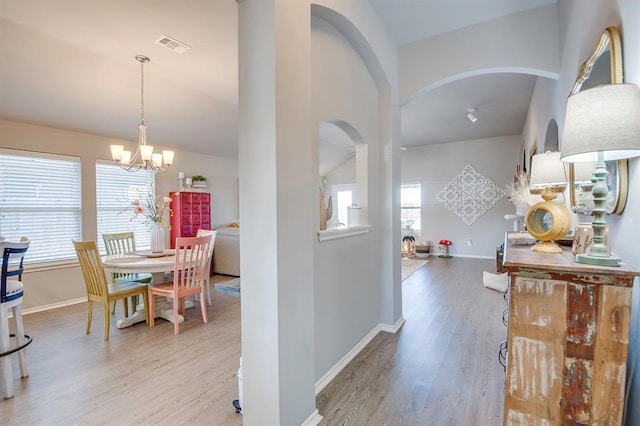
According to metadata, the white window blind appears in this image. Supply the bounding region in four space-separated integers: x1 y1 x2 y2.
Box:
0 150 81 264
401 183 422 236
95 162 154 254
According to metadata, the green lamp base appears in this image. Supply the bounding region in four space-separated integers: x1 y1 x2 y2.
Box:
575 252 621 267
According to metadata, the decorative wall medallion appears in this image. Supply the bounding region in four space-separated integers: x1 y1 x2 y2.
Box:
435 164 505 225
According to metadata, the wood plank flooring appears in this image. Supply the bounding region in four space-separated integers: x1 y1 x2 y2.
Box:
316 257 506 425
1 258 506 425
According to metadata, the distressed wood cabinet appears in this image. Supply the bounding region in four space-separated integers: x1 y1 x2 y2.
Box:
503 241 638 425
169 191 211 248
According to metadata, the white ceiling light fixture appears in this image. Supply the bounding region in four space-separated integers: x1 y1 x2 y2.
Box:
467 108 478 123
110 55 174 173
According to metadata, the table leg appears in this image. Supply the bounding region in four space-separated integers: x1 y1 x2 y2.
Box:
116 272 188 329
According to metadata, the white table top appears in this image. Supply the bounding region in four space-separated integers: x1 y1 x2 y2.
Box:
102 250 176 274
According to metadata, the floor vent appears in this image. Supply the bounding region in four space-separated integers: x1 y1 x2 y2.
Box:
155 35 191 54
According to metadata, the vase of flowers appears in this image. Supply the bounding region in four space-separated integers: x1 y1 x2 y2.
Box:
129 192 173 253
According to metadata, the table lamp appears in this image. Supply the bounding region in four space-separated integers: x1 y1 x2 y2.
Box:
525 151 572 253
561 84 640 266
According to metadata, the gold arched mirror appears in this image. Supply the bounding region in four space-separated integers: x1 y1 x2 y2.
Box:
568 26 628 215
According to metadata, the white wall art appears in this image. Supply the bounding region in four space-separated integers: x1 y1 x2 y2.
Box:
435 164 505 225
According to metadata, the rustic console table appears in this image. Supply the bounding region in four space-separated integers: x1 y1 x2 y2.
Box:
502 239 638 424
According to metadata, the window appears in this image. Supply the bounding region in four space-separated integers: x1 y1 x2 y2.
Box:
331 183 356 227
95 162 154 253
401 183 421 237
0 149 81 264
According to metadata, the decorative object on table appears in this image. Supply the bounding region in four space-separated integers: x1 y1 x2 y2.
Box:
525 151 572 253
178 172 186 191
435 164 505 225
125 191 173 253
191 175 207 188
73 240 150 340
185 177 192 188
0 237 32 399
438 240 452 258
571 222 594 257
414 240 432 258
402 235 415 257
505 169 533 218
525 189 572 253
109 55 174 173
561 83 640 266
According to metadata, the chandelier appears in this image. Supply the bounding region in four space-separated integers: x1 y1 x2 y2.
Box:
110 55 174 172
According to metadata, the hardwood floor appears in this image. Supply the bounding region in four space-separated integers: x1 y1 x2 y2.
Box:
0 275 243 425
1 258 505 425
316 257 506 425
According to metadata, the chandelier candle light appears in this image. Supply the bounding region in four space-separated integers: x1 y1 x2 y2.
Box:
110 55 174 173
561 83 640 266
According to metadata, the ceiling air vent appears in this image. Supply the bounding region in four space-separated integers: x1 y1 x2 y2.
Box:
155 35 191 54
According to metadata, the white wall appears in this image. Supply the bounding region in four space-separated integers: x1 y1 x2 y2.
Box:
311 15 383 382
402 135 522 258
0 118 238 311
523 0 640 423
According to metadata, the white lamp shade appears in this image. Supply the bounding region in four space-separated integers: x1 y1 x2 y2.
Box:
140 145 153 161
152 153 163 167
162 150 175 165
530 151 567 186
110 145 124 161
561 84 640 162
121 150 131 164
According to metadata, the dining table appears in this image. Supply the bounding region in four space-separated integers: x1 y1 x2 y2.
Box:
102 249 194 329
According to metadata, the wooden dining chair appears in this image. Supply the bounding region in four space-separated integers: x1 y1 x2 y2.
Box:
196 229 217 306
102 232 152 315
73 240 150 340
149 235 212 334
0 237 32 399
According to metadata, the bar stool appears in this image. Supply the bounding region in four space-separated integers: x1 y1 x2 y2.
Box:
0 238 32 399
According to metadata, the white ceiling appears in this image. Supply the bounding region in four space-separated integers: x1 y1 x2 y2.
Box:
0 0 556 167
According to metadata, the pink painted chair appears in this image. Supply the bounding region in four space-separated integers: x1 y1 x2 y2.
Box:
149 235 212 334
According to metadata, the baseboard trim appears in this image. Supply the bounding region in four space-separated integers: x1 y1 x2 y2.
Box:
450 254 494 260
315 316 405 395
379 315 405 333
301 409 323 426
22 298 85 316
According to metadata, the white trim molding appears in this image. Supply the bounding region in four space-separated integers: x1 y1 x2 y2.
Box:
317 225 371 241
379 315 406 333
301 409 323 426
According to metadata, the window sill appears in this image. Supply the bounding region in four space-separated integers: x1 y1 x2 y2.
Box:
318 225 371 242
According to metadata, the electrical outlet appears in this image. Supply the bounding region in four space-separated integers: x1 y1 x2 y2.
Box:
467 239 473 246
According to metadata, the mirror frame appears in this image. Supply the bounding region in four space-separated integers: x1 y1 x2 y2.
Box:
568 26 628 215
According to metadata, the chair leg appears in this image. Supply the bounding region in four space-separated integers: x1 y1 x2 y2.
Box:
122 298 129 318
149 290 155 328
141 291 150 325
12 305 28 378
103 303 110 340
0 307 14 398
206 276 212 306
200 290 208 324
86 300 93 335
173 297 180 334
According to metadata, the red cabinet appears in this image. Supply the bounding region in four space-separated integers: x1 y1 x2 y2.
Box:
169 191 211 248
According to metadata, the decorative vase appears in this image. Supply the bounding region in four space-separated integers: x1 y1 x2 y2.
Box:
151 223 166 253
572 222 594 257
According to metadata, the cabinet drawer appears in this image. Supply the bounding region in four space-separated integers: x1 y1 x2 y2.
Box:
180 224 192 236
190 204 201 214
180 192 192 204
191 215 201 225
201 204 210 214
192 193 202 203
201 193 210 203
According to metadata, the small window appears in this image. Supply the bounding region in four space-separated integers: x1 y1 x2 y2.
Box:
0 149 82 264
95 162 155 253
401 183 421 237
